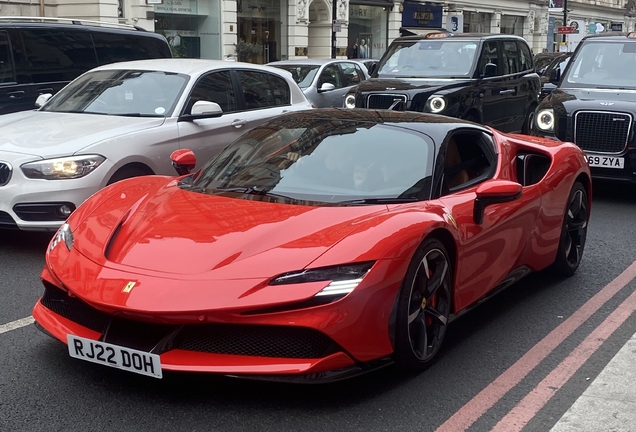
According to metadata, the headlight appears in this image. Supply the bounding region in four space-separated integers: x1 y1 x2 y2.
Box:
50 223 74 251
21 155 105 180
270 262 374 297
427 96 446 113
536 108 555 132
344 93 356 109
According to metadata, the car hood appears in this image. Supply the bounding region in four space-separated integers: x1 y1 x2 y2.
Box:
357 77 470 93
0 111 164 158
548 88 636 113
71 178 389 279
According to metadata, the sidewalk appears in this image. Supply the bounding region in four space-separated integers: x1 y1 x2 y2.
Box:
550 332 636 432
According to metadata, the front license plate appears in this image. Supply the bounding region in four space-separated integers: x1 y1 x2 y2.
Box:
586 155 625 169
67 335 162 379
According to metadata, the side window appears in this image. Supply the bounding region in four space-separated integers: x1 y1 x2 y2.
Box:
189 71 237 113
518 41 533 71
237 70 276 109
442 131 493 193
339 62 362 86
0 31 14 84
20 29 98 83
502 41 521 75
92 32 172 65
478 41 500 76
318 65 343 88
268 73 291 106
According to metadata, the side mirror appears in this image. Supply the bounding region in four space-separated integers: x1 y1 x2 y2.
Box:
170 149 197 175
549 68 561 84
473 180 522 224
319 83 336 93
35 93 52 108
483 63 497 78
180 101 223 121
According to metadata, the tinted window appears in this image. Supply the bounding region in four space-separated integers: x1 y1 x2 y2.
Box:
238 70 275 109
339 62 363 86
518 41 533 71
271 65 318 89
565 41 636 88
502 41 520 74
0 31 14 84
20 29 98 83
478 41 500 76
268 73 291 106
189 71 238 113
91 32 171 65
318 65 343 88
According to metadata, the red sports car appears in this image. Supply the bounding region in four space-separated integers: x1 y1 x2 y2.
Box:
33 109 591 382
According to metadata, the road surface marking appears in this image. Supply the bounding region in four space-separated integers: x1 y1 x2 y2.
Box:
491 288 636 431
436 260 636 432
0 316 34 335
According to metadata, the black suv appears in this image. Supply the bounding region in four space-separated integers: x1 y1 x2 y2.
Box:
0 17 171 115
344 33 541 134
532 33 636 182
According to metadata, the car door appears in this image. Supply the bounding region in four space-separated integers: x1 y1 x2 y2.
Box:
0 30 34 115
177 70 248 167
313 63 347 108
436 131 540 310
476 41 510 131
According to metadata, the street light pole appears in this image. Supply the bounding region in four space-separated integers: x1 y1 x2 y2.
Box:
331 0 337 58
562 0 568 45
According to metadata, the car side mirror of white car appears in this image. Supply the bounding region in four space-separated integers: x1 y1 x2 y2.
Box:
180 101 223 121
35 93 52 108
319 83 336 93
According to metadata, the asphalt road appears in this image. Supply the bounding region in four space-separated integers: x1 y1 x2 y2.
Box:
1 180 636 432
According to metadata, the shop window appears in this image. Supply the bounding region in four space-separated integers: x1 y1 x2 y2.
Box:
501 16 523 36
189 71 237 113
238 70 276 109
0 31 14 84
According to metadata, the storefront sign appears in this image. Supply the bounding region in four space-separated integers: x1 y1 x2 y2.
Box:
401 2 442 28
154 0 197 14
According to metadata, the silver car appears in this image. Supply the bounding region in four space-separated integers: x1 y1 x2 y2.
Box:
267 59 369 108
0 59 311 231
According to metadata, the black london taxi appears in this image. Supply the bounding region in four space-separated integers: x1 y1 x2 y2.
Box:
532 32 636 181
344 32 541 134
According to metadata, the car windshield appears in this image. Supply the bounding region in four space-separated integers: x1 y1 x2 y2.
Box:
41 69 189 116
187 118 435 205
563 41 636 89
376 40 478 78
273 65 320 89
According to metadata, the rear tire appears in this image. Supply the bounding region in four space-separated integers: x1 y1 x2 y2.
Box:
394 238 453 371
551 182 589 276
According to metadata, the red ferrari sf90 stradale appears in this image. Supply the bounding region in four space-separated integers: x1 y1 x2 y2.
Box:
33 109 591 382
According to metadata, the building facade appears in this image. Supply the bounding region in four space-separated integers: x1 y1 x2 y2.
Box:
1 0 635 60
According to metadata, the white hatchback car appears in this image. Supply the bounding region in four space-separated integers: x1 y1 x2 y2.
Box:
0 59 311 231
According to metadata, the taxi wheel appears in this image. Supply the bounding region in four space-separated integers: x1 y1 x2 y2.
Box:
551 182 589 276
394 238 452 371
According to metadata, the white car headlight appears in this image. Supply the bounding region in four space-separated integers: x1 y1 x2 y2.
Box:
50 223 74 251
21 155 105 180
344 93 356 109
427 96 446 113
536 109 555 132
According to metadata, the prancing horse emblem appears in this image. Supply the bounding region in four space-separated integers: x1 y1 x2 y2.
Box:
122 281 136 293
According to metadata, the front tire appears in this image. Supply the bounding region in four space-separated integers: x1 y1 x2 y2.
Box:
551 182 589 276
394 238 453 371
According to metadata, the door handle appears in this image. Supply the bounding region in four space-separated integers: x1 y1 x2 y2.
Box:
36 87 54 93
7 91 25 100
499 89 516 95
231 119 248 128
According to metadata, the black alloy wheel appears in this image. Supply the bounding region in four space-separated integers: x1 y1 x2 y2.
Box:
394 238 452 370
551 182 589 276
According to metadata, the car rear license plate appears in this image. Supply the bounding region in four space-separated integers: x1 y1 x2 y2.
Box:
586 155 624 169
67 335 162 379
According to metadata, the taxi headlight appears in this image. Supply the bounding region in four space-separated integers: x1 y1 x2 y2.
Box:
21 155 105 180
344 93 357 109
427 96 446 113
536 109 555 132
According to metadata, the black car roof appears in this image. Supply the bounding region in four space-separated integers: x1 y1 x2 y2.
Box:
393 33 528 43
580 32 635 41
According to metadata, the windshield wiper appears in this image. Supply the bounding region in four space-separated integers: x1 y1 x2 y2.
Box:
215 187 297 201
336 197 420 205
